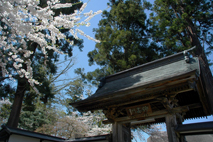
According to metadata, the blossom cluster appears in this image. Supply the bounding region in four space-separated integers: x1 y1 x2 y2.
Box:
35 110 111 139
0 0 102 93
70 111 111 136
0 98 12 107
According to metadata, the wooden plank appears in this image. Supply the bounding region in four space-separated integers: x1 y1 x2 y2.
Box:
116 106 189 122
126 103 152 117
103 114 165 125
103 103 201 124
130 118 155 125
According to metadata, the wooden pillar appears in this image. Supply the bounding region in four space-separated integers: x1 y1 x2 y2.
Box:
123 123 131 142
166 114 179 142
112 122 122 142
112 122 131 142
176 113 186 142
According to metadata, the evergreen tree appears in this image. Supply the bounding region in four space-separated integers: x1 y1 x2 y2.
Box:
148 0 213 108
148 0 213 57
76 0 163 85
19 102 61 131
64 78 85 114
91 0 162 71
0 99 12 126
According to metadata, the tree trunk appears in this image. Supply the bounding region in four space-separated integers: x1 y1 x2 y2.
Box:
6 42 37 128
6 78 27 128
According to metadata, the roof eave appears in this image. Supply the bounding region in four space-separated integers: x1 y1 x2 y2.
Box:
71 69 199 112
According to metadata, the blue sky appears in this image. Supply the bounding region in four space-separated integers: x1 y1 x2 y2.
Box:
69 0 213 141
70 0 109 73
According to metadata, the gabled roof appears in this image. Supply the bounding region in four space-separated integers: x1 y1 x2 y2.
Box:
0 125 65 141
91 56 199 99
71 48 201 112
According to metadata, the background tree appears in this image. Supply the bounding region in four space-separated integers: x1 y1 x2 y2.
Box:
63 78 87 114
0 58 77 131
35 110 111 139
19 102 62 131
148 0 213 113
133 124 168 142
148 0 213 59
4 0 82 128
0 0 101 128
76 0 164 86
35 116 88 139
17 58 77 131
0 99 12 126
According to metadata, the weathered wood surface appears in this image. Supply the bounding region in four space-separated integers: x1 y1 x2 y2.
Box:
166 114 187 142
112 122 131 142
89 57 199 100
196 78 209 115
103 103 201 124
126 103 152 117
166 114 179 142
73 74 197 112
199 61 213 114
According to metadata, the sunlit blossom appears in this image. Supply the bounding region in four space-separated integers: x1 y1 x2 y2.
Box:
0 0 102 93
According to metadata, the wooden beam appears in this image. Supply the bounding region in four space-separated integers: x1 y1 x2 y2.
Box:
131 118 155 125
116 106 189 122
103 103 201 124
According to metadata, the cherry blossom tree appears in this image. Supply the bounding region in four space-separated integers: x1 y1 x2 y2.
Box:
35 111 111 139
0 0 102 128
133 124 168 142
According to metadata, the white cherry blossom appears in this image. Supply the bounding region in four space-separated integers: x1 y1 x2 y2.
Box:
0 0 102 93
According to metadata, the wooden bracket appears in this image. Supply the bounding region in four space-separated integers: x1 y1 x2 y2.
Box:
103 107 125 121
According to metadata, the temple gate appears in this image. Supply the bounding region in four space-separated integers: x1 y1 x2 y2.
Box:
71 48 213 142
